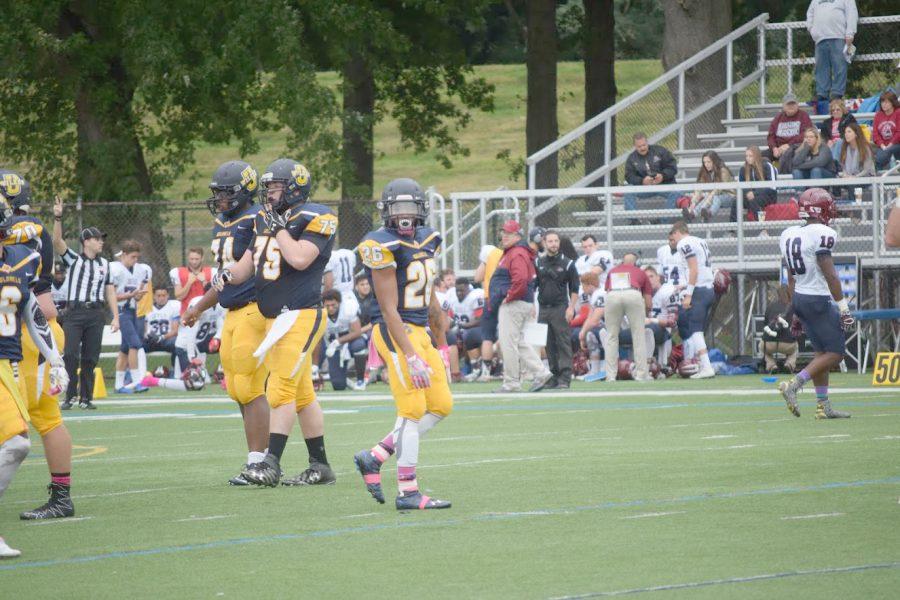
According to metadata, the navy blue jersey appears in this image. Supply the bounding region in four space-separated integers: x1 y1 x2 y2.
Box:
357 226 441 327
0 244 41 361
252 202 337 318
2 215 53 295
210 204 261 309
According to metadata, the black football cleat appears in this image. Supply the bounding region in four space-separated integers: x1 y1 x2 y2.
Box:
228 466 251 486
20 483 75 520
282 462 336 486
353 450 385 504
241 455 282 487
396 491 451 510
79 399 97 410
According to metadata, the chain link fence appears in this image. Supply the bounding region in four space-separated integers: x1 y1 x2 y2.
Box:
761 16 900 105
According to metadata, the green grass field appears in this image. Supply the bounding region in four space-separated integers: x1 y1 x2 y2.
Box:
2 374 899 598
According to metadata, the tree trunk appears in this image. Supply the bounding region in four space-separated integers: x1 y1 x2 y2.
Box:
340 50 376 248
526 0 558 226
661 0 732 147
57 6 170 281
583 0 617 187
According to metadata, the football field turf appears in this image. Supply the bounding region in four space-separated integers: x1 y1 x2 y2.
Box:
2 374 898 598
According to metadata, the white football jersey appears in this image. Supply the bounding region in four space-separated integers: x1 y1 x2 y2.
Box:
176 296 223 354
575 250 612 275
325 301 359 343
146 300 182 337
651 283 679 320
779 223 838 296
326 248 357 296
451 288 484 325
110 261 150 310
677 235 714 288
434 289 454 315
656 244 681 286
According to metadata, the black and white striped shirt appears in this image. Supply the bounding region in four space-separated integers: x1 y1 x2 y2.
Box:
60 248 111 304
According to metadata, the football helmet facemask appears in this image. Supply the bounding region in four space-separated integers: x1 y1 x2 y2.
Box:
797 187 836 226
207 161 258 217
379 178 428 237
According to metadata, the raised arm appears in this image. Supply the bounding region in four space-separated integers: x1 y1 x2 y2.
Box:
51 196 68 255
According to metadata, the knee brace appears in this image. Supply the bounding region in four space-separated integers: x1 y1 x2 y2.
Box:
0 434 30 497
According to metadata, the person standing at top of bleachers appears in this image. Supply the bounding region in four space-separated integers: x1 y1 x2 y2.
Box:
806 0 857 104
623 132 680 213
763 93 813 174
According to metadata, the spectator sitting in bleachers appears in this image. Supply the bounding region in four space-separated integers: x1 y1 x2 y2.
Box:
763 93 813 174
733 145 778 221
623 132 679 215
683 150 735 223
792 127 836 182
873 91 900 170
818 99 857 160
838 122 876 178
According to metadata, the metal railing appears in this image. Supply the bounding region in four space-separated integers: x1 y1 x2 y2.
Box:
526 13 770 196
761 15 900 104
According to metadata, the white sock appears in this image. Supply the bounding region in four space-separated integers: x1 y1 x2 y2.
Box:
599 359 607 374
0 435 30 498
247 451 266 465
418 412 443 438
396 418 420 468
699 352 713 371
683 338 695 360
115 370 126 389
137 348 147 376
130 369 144 386
659 339 672 366
159 378 188 391
589 358 601 375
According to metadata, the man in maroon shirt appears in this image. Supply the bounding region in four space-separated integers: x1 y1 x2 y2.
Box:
763 93 814 174
604 252 653 381
490 220 552 393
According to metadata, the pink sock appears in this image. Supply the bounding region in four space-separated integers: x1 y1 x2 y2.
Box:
371 433 395 463
141 375 159 387
398 466 418 494
51 475 71 486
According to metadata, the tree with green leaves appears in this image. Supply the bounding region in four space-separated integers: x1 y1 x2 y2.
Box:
0 0 335 276
294 1 495 246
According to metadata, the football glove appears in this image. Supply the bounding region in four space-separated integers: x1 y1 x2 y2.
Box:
438 344 452 380
207 337 220 354
405 353 433 389
837 299 854 331
261 207 288 234
325 339 341 358
212 268 233 291
48 362 69 397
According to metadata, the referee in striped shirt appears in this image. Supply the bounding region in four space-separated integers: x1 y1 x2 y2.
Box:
52 196 120 410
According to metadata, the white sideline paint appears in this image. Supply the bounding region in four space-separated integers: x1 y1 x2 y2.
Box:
622 511 685 519
175 515 235 523
810 434 851 439
707 444 756 450
781 512 845 520
60 410 358 423
702 435 737 439
26 516 94 526
92 386 900 406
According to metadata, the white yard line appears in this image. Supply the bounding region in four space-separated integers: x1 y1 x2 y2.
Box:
781 512 845 520
622 511 686 520
702 435 737 439
27 516 94 526
707 444 756 450
175 515 235 523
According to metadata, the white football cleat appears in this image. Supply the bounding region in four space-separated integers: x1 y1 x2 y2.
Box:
0 537 21 559
690 367 716 379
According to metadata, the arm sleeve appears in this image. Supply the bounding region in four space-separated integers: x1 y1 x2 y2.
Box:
505 253 531 301
60 247 78 267
659 148 678 182
23 292 63 366
624 156 642 186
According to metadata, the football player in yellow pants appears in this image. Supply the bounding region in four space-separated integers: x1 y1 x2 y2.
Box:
353 179 453 510
210 159 337 487
0 171 76 520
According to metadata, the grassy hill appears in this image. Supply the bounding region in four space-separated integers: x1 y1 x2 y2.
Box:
165 60 662 201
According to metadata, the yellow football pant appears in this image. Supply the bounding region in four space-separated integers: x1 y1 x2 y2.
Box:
219 302 268 405
0 360 29 445
373 323 453 420
21 319 65 436
264 308 326 411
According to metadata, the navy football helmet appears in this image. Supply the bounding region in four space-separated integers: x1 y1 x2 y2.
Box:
0 169 31 216
260 158 311 214
207 160 258 217
379 178 428 236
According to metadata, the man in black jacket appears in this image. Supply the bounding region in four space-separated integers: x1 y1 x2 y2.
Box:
532 231 579 391
624 132 680 212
